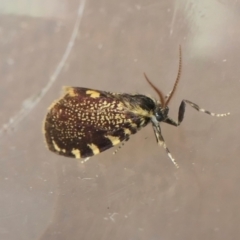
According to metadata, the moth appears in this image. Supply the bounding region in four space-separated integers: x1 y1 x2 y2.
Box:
44 47 229 167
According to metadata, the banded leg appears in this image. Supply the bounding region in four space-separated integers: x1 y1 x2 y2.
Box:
164 99 230 127
112 141 125 155
152 123 179 168
112 135 130 155
81 157 90 163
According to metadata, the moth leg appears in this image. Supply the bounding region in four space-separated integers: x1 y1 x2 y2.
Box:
81 157 90 163
112 135 130 155
163 118 178 126
112 141 125 155
164 99 230 126
152 123 179 168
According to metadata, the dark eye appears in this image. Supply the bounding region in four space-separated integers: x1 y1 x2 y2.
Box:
155 110 164 121
155 107 169 122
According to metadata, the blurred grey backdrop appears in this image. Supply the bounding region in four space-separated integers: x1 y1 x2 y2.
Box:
0 0 239 240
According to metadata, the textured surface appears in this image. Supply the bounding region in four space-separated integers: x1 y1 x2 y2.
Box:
1 0 240 240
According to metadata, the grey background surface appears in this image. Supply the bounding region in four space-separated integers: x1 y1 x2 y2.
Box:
0 0 239 240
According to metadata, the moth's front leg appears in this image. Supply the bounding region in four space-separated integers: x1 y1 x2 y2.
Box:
163 99 230 127
152 123 179 168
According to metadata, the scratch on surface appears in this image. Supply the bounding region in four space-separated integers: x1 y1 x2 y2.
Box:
0 0 86 137
109 212 118 222
107 183 134 200
169 2 179 36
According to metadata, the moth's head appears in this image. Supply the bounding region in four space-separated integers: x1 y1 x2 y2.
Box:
154 105 169 122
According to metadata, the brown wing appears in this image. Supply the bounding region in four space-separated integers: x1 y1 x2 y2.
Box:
44 87 149 158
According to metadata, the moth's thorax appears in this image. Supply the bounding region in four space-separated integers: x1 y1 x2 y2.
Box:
121 94 156 117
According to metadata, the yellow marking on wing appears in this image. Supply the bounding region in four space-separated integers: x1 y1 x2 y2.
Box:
71 148 81 158
47 99 60 111
52 140 61 152
123 128 131 135
88 143 100 155
129 122 137 128
63 86 77 97
105 135 121 146
86 90 100 98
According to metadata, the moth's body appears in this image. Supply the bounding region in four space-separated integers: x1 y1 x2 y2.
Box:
44 47 229 167
44 87 160 159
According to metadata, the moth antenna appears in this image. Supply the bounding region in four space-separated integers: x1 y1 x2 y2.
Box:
144 73 165 107
165 45 182 106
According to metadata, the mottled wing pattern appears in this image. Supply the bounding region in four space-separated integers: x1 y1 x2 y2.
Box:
44 87 152 158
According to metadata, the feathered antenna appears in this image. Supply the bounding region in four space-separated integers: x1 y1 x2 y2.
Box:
165 45 182 106
144 73 165 107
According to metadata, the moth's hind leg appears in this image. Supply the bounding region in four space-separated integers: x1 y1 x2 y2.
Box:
81 157 91 163
112 135 130 155
112 142 125 155
164 99 230 127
